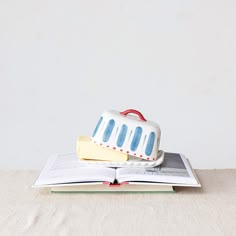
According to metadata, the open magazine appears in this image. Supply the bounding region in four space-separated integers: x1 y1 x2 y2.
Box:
33 152 200 188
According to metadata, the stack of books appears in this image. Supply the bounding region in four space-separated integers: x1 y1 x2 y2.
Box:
33 152 201 193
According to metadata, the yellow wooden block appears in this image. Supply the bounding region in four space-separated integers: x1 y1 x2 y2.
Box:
77 136 128 161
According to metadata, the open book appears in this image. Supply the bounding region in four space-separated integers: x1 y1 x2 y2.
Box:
33 152 200 192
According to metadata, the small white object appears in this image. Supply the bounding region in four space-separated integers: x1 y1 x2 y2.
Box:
79 150 164 168
92 109 161 161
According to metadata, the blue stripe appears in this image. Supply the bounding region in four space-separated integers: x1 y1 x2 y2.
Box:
103 119 115 142
145 132 155 156
116 125 128 147
92 116 103 137
130 127 142 151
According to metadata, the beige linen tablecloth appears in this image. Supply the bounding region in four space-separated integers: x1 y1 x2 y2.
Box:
0 169 235 236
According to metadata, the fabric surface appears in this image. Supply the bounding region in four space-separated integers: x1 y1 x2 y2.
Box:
0 169 235 236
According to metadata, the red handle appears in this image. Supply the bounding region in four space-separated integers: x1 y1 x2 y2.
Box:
120 109 147 121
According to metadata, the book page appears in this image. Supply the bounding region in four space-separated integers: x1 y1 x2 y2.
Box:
34 153 115 186
116 153 199 186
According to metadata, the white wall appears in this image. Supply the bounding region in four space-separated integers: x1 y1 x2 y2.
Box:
1 0 236 169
